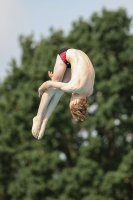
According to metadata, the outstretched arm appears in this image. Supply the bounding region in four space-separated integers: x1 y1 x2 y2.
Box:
38 80 77 96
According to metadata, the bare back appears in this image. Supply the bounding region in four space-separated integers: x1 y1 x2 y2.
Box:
66 49 95 96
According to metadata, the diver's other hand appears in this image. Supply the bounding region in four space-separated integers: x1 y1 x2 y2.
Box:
38 81 49 97
48 71 53 80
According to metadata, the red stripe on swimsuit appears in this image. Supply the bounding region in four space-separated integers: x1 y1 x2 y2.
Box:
60 51 67 63
58 47 71 68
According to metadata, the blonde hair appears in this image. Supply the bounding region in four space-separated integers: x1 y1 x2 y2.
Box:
70 99 88 121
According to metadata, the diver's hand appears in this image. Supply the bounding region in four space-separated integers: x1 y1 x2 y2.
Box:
48 71 53 80
38 81 49 97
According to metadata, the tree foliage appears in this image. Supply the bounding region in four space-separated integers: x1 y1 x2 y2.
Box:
0 8 133 200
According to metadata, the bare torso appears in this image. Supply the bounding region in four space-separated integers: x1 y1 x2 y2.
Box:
66 49 95 96
38 48 95 97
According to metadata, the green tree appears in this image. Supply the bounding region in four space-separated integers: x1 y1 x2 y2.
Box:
0 8 133 200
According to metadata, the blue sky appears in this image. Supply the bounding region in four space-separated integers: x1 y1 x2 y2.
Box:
0 0 133 80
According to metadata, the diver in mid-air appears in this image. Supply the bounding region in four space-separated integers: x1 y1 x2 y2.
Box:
32 48 95 139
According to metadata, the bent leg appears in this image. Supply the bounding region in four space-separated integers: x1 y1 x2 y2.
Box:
32 55 66 138
32 53 71 139
38 68 71 139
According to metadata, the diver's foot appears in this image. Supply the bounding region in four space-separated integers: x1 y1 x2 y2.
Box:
32 116 42 139
38 119 48 140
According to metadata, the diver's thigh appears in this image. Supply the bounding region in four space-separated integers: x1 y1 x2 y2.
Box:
52 55 67 82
